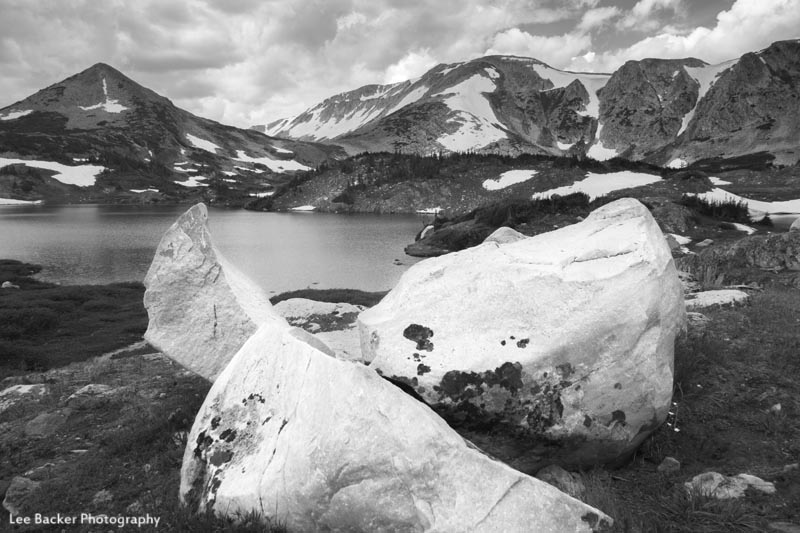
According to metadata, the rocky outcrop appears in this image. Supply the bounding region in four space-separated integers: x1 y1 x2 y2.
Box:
684 472 776 499
483 226 527 244
143 203 287 381
181 322 612 532
359 198 686 472
598 58 704 159
685 290 750 310
274 298 365 362
677 231 800 276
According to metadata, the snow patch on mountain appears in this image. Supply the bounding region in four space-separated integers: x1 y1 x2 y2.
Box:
530 64 610 118
0 109 33 121
176 176 208 187
0 157 105 187
0 197 43 205
691 188 800 219
532 171 661 200
186 134 220 153
556 140 574 151
586 125 619 161
433 73 506 151
234 150 311 173
386 85 429 116
678 59 739 136
438 63 462 76
667 158 687 169
483 169 538 190
79 78 128 113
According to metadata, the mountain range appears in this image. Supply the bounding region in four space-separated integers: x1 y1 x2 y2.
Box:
258 39 800 167
0 63 342 204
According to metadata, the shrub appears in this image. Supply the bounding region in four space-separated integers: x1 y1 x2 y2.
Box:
679 194 750 223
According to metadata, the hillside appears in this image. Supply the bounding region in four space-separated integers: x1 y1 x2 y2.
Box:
0 63 344 205
260 39 800 167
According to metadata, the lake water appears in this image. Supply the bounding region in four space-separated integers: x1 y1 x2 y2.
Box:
0 205 430 294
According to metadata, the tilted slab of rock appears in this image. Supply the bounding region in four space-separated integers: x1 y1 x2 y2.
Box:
274 298 365 362
181 324 612 532
359 198 686 472
143 203 286 381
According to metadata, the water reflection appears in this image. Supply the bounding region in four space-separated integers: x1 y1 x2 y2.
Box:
0 205 426 293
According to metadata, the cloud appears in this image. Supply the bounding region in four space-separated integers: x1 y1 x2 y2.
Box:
619 0 684 31
578 6 622 32
485 28 592 67
383 50 438 83
568 0 800 72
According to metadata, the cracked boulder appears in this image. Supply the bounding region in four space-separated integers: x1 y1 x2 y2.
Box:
358 198 686 472
181 322 611 532
143 203 286 381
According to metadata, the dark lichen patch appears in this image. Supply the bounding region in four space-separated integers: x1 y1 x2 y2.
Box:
436 361 524 402
500 340 506 346
584 415 593 428
208 449 233 467
412 352 424 362
403 324 434 351
611 410 626 425
614 382 622 389
581 511 613 531
278 419 289 433
516 338 530 348
244 393 266 404
210 416 221 430
219 429 237 443
556 362 574 377
262 416 272 426
194 431 213 458
417 363 431 376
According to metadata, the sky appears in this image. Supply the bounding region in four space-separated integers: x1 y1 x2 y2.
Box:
0 0 798 129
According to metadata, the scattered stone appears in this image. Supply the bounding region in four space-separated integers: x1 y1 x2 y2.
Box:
769 522 800 533
0 383 47 414
24 410 70 438
1 281 20 289
359 198 686 471
66 384 122 409
483 226 527 244
143 203 288 381
685 289 749 310
91 489 113 507
769 403 782 414
685 312 710 337
2 476 40 516
181 323 612 532
126 501 144 514
684 472 776 499
696 239 714 247
657 457 681 473
783 463 799 473
535 465 586 499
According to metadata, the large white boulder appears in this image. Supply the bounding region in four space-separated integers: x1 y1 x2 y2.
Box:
181 322 612 532
358 198 686 472
143 203 286 381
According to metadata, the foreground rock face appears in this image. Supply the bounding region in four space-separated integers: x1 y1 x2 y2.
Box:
143 203 286 381
359 198 686 471
181 323 612 532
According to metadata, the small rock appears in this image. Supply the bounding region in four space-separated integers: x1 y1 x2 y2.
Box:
483 226 527 245
535 464 586 499
685 289 749 310
1 281 20 289
769 403 782 414
66 384 119 409
91 489 113 507
782 463 799 473
2 476 41 516
126 500 144 514
790 217 800 233
24 410 70 438
0 383 48 414
685 472 776 499
696 239 714 247
769 522 800 533
657 457 681 473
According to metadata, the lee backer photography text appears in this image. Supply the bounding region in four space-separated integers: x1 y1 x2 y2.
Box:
8 512 161 528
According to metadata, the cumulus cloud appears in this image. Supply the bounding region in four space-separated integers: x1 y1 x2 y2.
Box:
568 0 800 72
619 0 684 31
486 28 592 67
